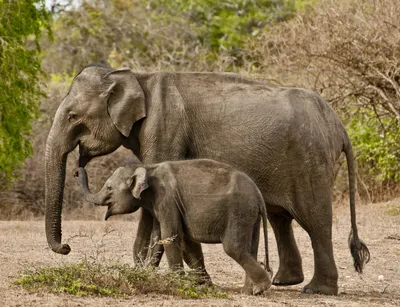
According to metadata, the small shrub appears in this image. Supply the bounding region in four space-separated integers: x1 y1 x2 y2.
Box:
385 205 400 216
13 261 227 299
347 110 400 184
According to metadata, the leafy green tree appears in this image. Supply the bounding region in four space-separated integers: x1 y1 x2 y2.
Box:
0 0 51 182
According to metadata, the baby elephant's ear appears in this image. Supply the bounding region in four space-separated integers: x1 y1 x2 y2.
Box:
130 167 149 199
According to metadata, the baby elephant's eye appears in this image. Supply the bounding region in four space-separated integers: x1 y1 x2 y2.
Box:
107 186 112 191
68 111 78 122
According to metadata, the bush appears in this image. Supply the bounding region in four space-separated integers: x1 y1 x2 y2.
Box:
348 112 400 184
13 261 227 299
347 111 400 201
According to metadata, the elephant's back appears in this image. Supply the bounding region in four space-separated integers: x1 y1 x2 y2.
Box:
184 87 346 209
283 87 346 165
166 159 237 195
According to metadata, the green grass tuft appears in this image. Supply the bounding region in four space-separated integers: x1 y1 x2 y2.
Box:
12 261 227 299
386 205 400 216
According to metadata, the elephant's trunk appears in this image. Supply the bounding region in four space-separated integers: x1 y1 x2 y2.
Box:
77 167 106 206
45 133 71 255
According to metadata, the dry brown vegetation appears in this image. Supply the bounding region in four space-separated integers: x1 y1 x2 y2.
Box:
250 0 400 111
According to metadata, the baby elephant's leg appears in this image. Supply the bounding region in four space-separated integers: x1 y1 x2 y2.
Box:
223 232 271 295
160 221 184 273
242 218 261 294
146 219 164 266
182 237 212 285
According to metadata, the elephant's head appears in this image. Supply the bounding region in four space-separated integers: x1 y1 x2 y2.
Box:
77 166 148 220
45 64 146 254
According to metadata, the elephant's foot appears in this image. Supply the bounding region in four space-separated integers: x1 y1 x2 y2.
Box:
241 284 253 295
242 277 271 296
197 274 212 286
196 277 212 286
272 267 304 286
253 279 272 295
241 274 253 295
302 280 338 295
188 270 212 285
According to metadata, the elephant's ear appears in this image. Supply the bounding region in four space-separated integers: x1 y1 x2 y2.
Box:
103 68 146 137
128 167 149 199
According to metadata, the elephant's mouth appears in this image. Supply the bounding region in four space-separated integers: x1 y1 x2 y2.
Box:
78 155 92 168
104 206 113 221
78 143 93 168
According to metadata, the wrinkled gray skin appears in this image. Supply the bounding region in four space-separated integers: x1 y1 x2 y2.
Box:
45 64 369 295
77 159 273 295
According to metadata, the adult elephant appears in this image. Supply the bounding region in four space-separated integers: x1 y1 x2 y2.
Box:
45 64 369 295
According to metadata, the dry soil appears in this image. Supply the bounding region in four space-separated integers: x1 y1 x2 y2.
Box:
0 201 399 306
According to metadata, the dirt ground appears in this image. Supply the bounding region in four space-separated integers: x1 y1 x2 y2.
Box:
0 200 399 307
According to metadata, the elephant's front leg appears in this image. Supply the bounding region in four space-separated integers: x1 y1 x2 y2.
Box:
136 139 185 267
159 219 184 273
268 212 304 286
133 209 162 266
146 218 164 266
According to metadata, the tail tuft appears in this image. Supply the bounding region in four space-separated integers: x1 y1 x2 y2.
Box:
348 231 370 273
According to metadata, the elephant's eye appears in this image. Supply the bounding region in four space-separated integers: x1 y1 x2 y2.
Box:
68 111 78 122
107 185 112 191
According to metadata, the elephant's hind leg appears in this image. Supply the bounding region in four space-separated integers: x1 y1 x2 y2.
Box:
302 230 338 295
293 193 338 295
300 218 338 295
268 211 304 286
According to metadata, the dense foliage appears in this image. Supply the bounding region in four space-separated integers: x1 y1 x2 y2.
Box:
347 111 400 184
0 0 51 182
42 0 302 74
146 0 294 55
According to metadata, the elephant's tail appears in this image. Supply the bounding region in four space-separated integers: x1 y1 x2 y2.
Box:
343 138 370 273
260 201 272 276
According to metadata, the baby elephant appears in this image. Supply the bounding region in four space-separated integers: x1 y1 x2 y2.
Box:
77 159 272 295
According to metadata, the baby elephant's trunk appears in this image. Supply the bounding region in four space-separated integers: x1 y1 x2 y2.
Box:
77 167 106 206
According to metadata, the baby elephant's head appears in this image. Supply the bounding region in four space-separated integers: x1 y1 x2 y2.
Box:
77 166 149 220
